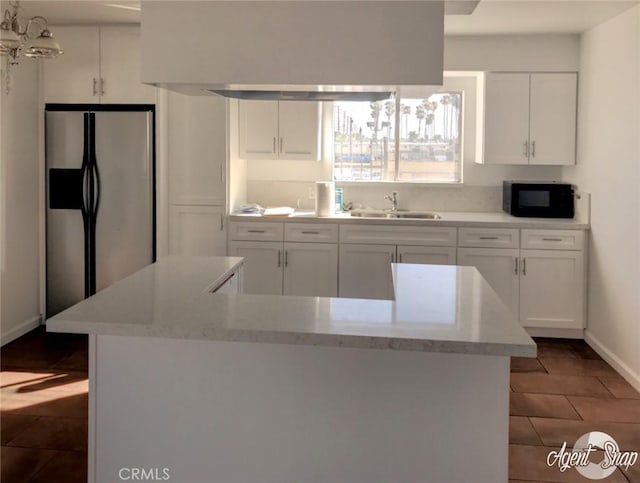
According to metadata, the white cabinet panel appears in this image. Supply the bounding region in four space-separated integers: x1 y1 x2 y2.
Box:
228 241 283 295
529 73 577 166
44 27 100 103
284 223 338 243
482 72 577 166
457 248 520 316
238 100 320 160
483 73 530 165
339 224 456 246
278 102 321 160
397 246 456 265
239 101 279 159
458 228 519 249
519 250 584 329
99 26 156 104
339 244 396 300
283 243 338 297
228 221 284 242
521 229 584 251
169 206 226 256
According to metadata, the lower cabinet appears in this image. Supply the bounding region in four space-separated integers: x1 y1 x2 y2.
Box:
339 244 457 300
227 239 338 296
457 248 520 316
519 249 584 329
458 230 585 329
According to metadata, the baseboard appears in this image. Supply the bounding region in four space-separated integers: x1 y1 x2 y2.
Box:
0 315 42 347
525 327 584 339
585 331 640 393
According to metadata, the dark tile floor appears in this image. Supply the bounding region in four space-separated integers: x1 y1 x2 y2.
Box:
1 329 639 482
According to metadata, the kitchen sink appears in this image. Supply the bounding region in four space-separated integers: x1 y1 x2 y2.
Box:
349 210 442 220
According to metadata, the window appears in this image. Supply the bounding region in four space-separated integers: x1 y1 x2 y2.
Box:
333 92 463 183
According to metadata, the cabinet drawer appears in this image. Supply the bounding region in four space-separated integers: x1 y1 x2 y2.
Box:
458 228 519 248
284 223 338 243
229 221 284 241
521 229 584 250
339 224 456 246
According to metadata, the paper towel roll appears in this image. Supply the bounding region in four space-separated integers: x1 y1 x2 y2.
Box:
315 181 335 217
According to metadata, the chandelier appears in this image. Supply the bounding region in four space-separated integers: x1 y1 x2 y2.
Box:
0 0 63 94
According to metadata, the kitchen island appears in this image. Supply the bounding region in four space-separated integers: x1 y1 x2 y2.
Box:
47 256 536 483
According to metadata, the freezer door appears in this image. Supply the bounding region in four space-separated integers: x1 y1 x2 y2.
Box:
93 111 153 292
46 111 86 317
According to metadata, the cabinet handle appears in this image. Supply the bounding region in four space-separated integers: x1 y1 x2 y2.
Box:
277 250 281 267
399 253 403 263
479 236 499 240
531 140 536 158
542 237 562 242
272 137 276 154
99 78 105 96
390 253 395 263
279 137 283 153
514 257 518 275
301 231 320 235
247 229 265 233
284 250 288 267
92 78 98 96
220 215 224 232
523 141 529 157
522 258 526 276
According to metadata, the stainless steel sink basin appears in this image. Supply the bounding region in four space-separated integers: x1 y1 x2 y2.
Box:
349 210 441 220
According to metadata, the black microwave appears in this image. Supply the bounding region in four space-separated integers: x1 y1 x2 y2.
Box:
503 181 575 218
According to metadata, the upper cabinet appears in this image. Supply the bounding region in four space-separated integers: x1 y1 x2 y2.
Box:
481 73 577 165
44 26 156 104
239 100 321 160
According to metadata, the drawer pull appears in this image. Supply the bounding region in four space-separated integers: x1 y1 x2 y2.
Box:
301 231 320 235
522 258 526 276
277 250 281 267
542 237 563 242
514 257 518 275
247 229 266 233
479 236 499 240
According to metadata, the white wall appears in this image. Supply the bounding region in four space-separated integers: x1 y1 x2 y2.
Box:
0 59 43 345
562 6 640 390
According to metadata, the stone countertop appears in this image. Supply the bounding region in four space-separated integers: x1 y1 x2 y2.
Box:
47 256 536 358
229 211 590 230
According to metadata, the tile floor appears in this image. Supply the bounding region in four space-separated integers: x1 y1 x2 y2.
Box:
1 329 639 482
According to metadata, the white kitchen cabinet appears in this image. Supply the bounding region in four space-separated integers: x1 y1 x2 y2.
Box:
228 222 337 296
339 244 396 300
457 248 520 316
44 26 156 104
397 245 456 265
482 73 576 165
283 242 338 297
228 241 283 295
239 100 321 160
519 249 584 329
169 206 227 257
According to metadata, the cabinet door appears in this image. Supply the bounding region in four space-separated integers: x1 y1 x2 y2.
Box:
238 101 279 159
169 206 227 256
278 102 321 160
483 73 530 165
168 92 226 206
397 245 456 265
519 250 584 329
457 248 520 316
99 26 156 104
227 241 283 295
529 73 577 165
283 243 338 297
44 26 100 103
339 244 396 300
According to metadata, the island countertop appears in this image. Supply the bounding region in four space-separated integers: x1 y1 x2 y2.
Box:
46 256 536 357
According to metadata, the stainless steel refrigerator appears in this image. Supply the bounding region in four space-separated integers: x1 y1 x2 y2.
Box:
45 105 155 318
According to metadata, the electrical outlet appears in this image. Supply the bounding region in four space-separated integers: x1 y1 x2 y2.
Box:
308 187 316 200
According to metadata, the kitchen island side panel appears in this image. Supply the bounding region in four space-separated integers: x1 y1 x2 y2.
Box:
93 334 509 483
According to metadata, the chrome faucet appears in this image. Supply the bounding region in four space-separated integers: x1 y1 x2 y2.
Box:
384 191 398 211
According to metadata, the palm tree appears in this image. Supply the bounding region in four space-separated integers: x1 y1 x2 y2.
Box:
415 105 425 140
424 113 435 140
401 104 411 139
422 99 438 140
440 95 451 140
384 100 395 138
369 101 382 141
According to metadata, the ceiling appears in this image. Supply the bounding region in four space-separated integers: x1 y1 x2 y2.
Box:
9 0 640 34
